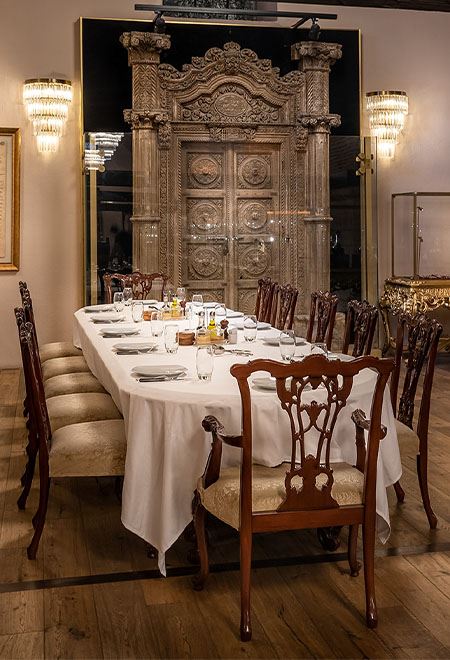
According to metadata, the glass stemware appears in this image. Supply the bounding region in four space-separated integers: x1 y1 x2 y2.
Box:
311 342 328 357
123 286 133 306
164 324 179 353
279 330 296 362
150 310 164 337
131 301 144 323
113 292 124 313
243 315 258 342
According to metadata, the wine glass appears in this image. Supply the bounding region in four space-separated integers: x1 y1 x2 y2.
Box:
196 345 214 381
311 342 328 357
113 292 124 313
279 330 296 362
243 315 258 342
123 286 133 306
164 324 179 353
176 287 186 302
132 301 144 323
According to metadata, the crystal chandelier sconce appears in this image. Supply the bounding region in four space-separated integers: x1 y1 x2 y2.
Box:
23 78 73 153
365 91 408 159
84 132 124 172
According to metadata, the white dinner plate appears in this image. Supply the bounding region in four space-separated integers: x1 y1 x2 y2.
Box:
84 304 114 313
91 313 125 323
226 310 244 318
231 320 271 331
131 364 188 377
100 326 140 337
262 334 307 347
252 376 313 391
203 302 218 308
113 342 157 353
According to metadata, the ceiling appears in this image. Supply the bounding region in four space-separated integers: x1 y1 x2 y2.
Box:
277 1 450 12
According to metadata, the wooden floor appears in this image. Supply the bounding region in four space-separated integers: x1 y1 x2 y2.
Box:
1 364 450 659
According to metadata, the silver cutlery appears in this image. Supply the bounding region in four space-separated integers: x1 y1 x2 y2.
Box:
138 374 185 382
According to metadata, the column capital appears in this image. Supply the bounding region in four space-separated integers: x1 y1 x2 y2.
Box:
120 31 171 65
298 114 341 133
291 41 342 71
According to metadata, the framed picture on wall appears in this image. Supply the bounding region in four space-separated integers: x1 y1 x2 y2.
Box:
0 128 20 272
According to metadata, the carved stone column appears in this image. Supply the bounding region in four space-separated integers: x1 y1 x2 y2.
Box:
121 32 171 272
292 42 342 296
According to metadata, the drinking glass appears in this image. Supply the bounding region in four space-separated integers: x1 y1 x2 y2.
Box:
243 315 258 342
164 324 179 353
279 330 296 362
196 345 214 381
123 286 133 306
150 310 164 337
215 304 227 327
176 287 186 303
131 301 144 323
191 294 204 322
311 342 328 357
113 292 124 313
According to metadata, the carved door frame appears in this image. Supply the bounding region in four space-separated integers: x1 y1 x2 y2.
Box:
121 35 342 312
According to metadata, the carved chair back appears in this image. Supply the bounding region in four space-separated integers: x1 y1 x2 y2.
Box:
16 285 45 378
254 277 276 323
103 271 169 303
342 300 378 357
269 283 299 330
227 355 392 520
306 291 338 349
390 313 442 438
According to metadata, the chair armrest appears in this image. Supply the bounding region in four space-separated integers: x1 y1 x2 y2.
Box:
351 409 387 472
201 416 243 488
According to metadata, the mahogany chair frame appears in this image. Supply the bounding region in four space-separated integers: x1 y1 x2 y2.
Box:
103 271 169 303
342 299 378 357
306 291 338 350
390 312 442 528
254 277 276 323
269 283 299 330
193 354 393 641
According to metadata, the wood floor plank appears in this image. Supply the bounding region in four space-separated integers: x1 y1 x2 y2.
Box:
0 631 44 659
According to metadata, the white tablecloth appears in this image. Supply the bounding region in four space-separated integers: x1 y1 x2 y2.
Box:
73 308 402 573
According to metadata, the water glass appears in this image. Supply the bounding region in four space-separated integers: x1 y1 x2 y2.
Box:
279 330 296 362
176 287 186 303
150 310 164 337
191 293 203 312
196 345 214 381
123 286 133 306
311 342 328 357
113 292 124 313
215 304 227 327
164 324 179 353
131 301 144 323
243 315 258 342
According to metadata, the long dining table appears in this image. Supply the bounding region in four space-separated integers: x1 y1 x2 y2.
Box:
73 304 402 573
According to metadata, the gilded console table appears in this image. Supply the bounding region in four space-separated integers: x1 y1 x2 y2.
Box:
380 276 450 353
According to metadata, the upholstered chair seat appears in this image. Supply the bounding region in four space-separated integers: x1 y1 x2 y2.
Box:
44 372 106 398
49 419 126 477
395 419 418 444
42 356 90 381
198 461 364 530
39 341 82 363
47 392 122 432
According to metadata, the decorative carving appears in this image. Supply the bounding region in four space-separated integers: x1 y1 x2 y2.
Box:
187 199 223 233
120 32 171 66
239 246 270 277
342 300 378 358
187 154 223 188
291 42 342 70
295 126 309 151
190 288 225 303
181 84 280 123
208 126 256 142
238 200 271 232
306 291 339 349
103 271 169 303
239 288 258 316
298 115 341 131
123 109 170 131
189 246 223 279
237 154 271 188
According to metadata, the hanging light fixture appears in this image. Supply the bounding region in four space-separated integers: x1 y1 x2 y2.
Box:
23 78 73 153
365 91 408 159
83 132 124 172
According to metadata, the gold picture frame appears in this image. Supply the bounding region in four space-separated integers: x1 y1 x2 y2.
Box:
0 128 20 271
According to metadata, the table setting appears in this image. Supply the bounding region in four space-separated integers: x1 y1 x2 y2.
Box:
74 298 402 574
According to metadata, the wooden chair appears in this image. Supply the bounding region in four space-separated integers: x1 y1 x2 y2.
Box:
19 281 82 363
342 300 378 357
254 277 276 323
193 354 393 640
269 283 299 330
18 320 126 559
306 291 338 350
103 271 169 303
390 313 442 528
14 308 122 512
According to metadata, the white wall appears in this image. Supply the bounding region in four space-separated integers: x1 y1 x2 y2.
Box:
1 0 449 367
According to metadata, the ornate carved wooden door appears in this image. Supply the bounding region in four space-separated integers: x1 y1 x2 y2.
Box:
181 142 280 311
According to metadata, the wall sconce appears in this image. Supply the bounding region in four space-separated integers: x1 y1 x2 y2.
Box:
365 91 408 159
84 132 124 172
23 78 73 153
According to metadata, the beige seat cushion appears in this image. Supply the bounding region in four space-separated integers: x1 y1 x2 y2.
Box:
47 393 122 432
395 419 419 444
199 462 364 530
44 372 106 398
40 341 82 363
42 356 89 381
50 419 125 477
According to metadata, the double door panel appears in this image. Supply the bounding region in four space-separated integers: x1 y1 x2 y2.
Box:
181 142 280 312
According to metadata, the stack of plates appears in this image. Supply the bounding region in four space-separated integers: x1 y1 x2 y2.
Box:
84 304 113 313
226 310 244 318
131 364 188 381
113 342 157 354
91 312 125 323
100 326 140 338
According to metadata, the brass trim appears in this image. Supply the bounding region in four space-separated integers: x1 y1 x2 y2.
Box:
365 90 407 97
24 78 72 86
0 128 20 272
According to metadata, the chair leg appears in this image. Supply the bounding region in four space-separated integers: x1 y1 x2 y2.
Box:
192 494 209 591
18 429 39 507
27 473 50 560
393 480 405 503
348 524 360 577
417 450 438 529
240 529 253 642
362 519 377 629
